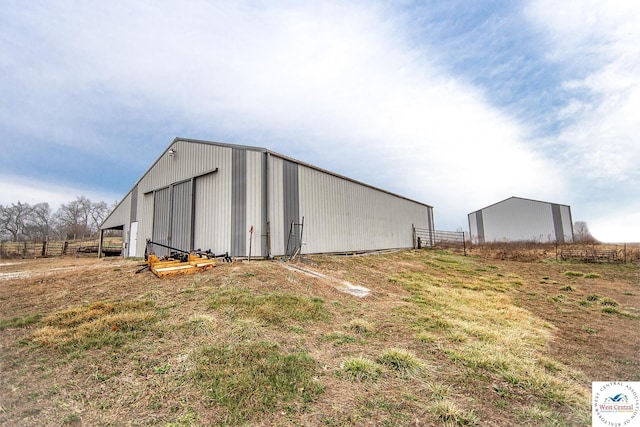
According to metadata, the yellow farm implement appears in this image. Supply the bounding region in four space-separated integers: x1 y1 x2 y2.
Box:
136 239 232 278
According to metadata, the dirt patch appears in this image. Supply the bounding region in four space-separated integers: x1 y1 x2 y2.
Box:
282 263 371 297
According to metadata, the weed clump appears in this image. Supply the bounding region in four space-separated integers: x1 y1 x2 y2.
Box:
347 318 375 335
564 271 584 278
377 348 423 376
340 356 382 382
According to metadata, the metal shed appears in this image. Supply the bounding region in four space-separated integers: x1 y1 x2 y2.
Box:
100 138 435 258
468 196 574 244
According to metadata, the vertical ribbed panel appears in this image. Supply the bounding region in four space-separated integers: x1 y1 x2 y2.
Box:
282 160 300 251
268 156 284 256
193 149 233 255
171 180 192 251
560 205 574 242
102 194 131 229
476 197 572 243
298 165 430 254
138 193 154 257
475 211 485 244
551 204 564 243
231 149 247 257
152 187 171 256
245 150 264 257
130 185 138 222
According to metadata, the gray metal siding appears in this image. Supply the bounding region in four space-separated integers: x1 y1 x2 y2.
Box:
231 149 247 256
101 193 131 230
152 187 171 255
475 211 485 243
471 197 573 243
283 160 300 251
298 165 430 254
551 204 564 243
245 150 265 258
171 180 192 251
193 164 232 256
138 193 154 257
130 185 138 222
105 139 434 258
483 198 553 242
268 156 285 256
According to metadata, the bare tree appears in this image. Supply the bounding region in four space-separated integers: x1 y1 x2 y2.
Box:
88 201 109 234
27 203 53 241
573 221 597 243
0 202 33 242
54 196 93 240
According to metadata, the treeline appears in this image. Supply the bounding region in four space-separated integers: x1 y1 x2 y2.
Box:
0 196 115 242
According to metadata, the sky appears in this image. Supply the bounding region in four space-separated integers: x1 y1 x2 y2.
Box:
1 0 639 243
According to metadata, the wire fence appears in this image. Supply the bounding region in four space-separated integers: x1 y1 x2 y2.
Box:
0 239 122 259
413 227 467 255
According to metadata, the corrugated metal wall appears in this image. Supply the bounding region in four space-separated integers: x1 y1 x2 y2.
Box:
231 149 247 256
101 192 131 230
103 139 434 258
268 155 285 256
130 185 138 222
246 150 265 257
298 165 430 253
193 169 232 256
468 197 573 243
170 180 192 252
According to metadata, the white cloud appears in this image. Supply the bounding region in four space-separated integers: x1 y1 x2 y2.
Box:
525 0 640 241
1 1 564 232
10 1 639 241
0 175 121 211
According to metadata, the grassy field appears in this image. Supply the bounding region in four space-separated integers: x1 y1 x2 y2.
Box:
0 248 638 426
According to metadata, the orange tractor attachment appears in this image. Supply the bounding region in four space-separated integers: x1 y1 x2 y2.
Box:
137 240 232 278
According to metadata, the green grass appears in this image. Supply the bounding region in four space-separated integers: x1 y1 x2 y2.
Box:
208 286 330 325
564 271 584 277
388 266 588 415
377 348 423 376
192 341 323 424
430 400 478 426
340 356 382 382
27 300 161 352
321 332 359 345
0 313 42 330
347 318 375 335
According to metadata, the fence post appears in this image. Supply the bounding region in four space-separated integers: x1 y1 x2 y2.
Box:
462 232 466 256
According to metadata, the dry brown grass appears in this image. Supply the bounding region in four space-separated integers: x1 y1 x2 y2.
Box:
0 249 638 426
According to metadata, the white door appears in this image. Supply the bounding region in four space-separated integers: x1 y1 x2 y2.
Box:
129 222 138 257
